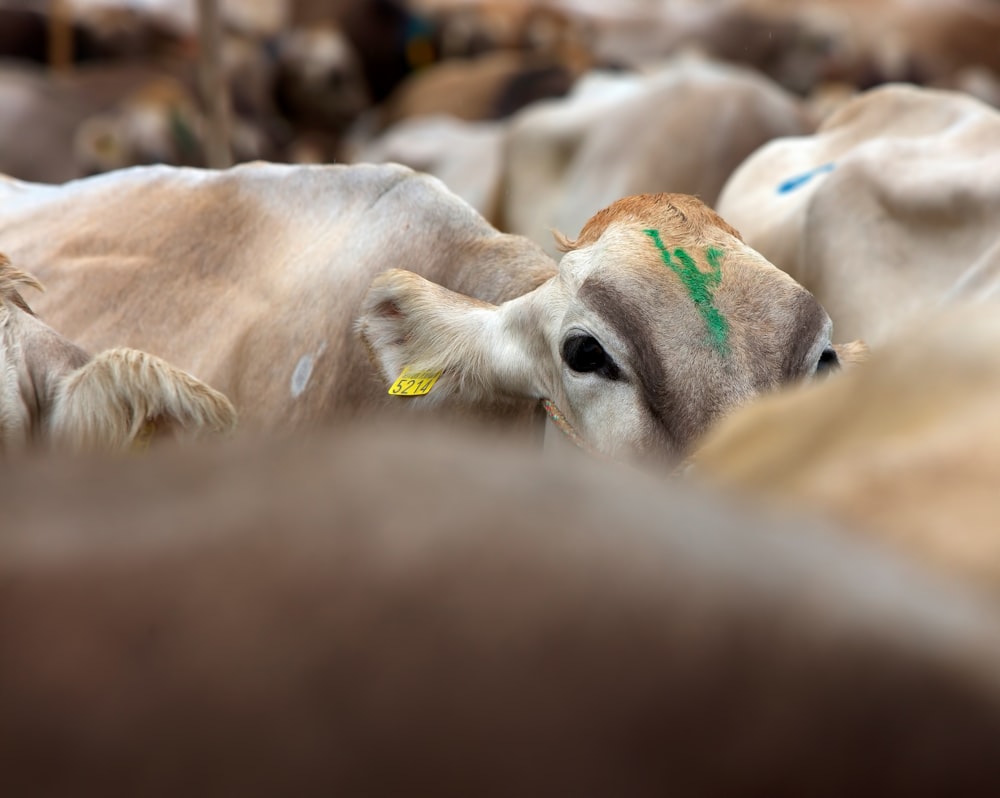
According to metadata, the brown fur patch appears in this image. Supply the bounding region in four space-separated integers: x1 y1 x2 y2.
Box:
833 339 870 368
0 253 43 316
555 193 744 252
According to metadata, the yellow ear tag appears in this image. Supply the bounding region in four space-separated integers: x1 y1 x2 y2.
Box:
389 367 443 396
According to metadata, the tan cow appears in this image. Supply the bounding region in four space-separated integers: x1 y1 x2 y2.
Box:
4 419 1000 795
0 162 849 462
501 57 813 258
371 48 587 133
579 0 1000 92
727 0 1000 89
348 114 506 221
716 84 1000 345
0 254 234 453
692 302 1000 595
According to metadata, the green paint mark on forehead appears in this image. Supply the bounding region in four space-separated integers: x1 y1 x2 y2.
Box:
644 229 729 355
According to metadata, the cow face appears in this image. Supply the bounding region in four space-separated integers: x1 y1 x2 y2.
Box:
359 193 842 463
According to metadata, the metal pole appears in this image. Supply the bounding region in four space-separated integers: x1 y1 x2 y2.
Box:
48 0 73 73
197 0 233 169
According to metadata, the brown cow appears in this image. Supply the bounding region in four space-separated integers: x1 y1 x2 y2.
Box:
0 162 851 462
0 253 234 453
3 419 1000 795
371 48 587 133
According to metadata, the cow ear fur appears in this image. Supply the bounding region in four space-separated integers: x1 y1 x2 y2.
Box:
48 348 237 453
357 269 544 404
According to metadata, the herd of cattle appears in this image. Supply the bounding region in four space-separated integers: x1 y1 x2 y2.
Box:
4 0 1000 793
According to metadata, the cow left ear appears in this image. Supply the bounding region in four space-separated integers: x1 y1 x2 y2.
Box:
49 349 237 453
357 269 545 404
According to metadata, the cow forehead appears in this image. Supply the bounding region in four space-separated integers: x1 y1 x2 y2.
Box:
559 193 741 255
560 209 800 317
563 213 828 389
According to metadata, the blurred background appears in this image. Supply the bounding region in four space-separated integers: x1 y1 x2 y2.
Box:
2 0 999 240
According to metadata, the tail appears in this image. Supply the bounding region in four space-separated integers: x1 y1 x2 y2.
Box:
49 348 237 453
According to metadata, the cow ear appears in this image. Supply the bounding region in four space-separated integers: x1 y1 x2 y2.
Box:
833 339 869 369
48 348 237 453
357 269 544 404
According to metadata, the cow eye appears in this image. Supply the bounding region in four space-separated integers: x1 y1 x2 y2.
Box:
562 335 620 380
816 347 839 374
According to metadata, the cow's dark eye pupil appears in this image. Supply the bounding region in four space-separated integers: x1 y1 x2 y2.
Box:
562 335 619 379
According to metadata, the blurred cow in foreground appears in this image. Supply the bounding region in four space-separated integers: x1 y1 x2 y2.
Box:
0 253 235 454
3 420 1000 795
694 302 1000 595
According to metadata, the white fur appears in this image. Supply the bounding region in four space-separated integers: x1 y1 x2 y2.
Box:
48 348 237 453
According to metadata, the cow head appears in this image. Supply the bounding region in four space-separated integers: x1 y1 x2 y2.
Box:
359 193 851 462
0 255 236 454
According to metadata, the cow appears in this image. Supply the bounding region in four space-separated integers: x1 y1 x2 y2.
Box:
0 58 267 184
716 83 1000 345
692 301 1000 596
3 418 1000 796
726 0 1000 90
422 1 593 60
500 57 813 258
0 162 853 463
0 1 184 66
555 0 1000 97
0 253 235 453
348 113 506 221
370 48 588 133
289 0 442 103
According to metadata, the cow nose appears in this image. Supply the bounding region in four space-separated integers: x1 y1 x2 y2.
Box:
816 347 839 374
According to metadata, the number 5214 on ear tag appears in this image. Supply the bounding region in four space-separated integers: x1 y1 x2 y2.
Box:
389 367 443 396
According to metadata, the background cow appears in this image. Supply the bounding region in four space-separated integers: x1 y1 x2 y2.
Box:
498 56 813 257
716 83 1000 345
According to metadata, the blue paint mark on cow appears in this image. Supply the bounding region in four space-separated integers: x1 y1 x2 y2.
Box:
291 355 314 398
777 162 836 194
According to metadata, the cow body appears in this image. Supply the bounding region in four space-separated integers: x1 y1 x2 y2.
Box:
502 58 812 257
0 162 842 461
374 48 585 132
3 420 1000 795
349 114 506 221
716 84 1000 344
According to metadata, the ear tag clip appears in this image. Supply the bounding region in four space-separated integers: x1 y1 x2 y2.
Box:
389 366 442 396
